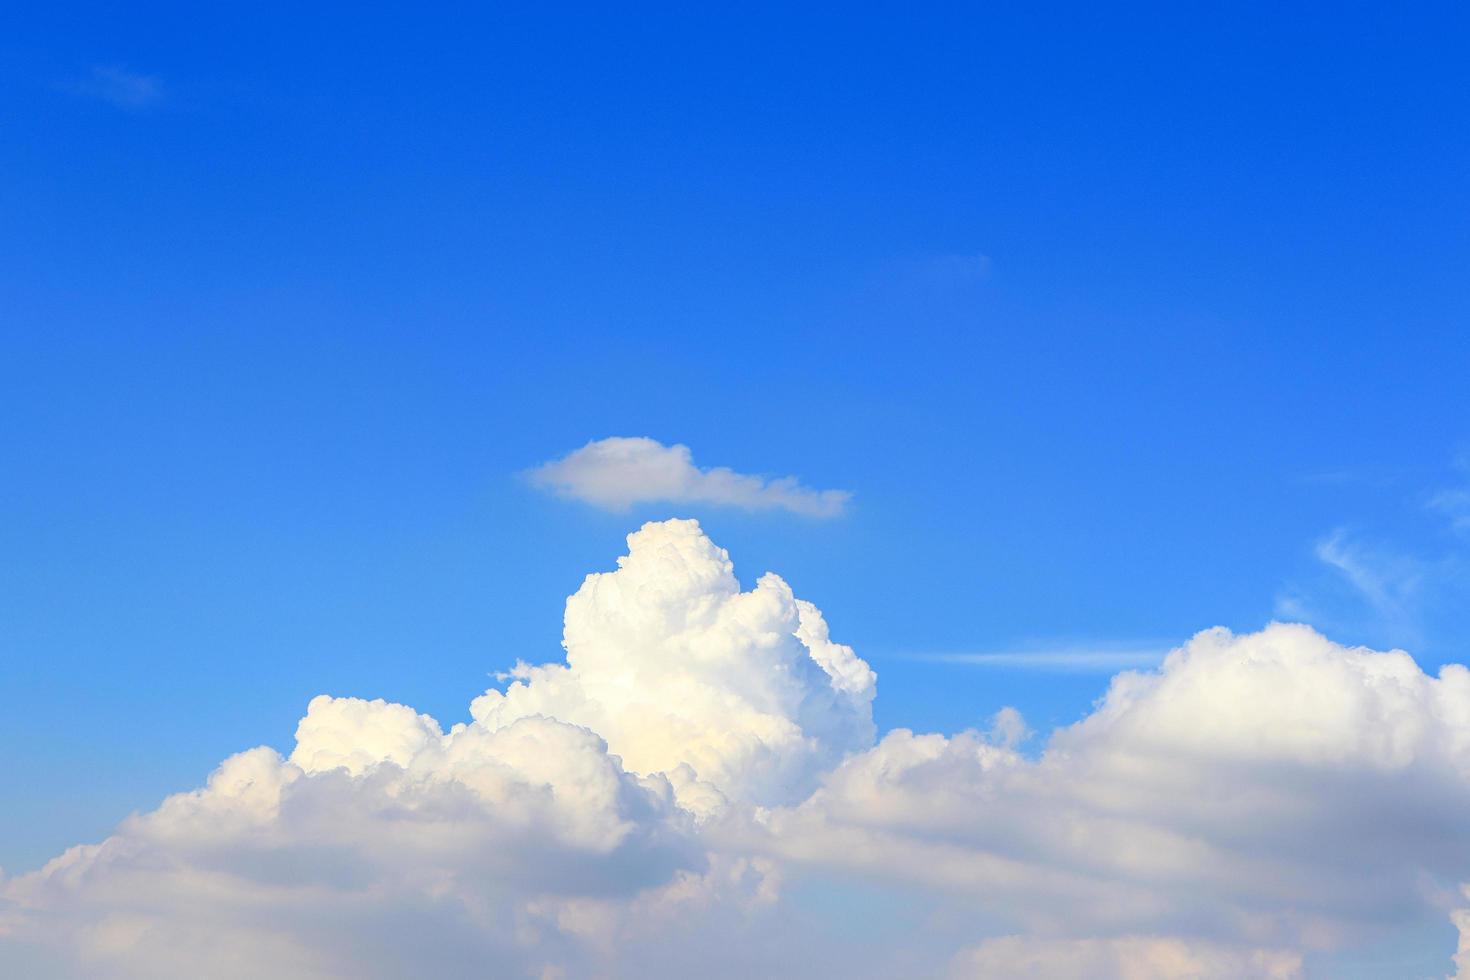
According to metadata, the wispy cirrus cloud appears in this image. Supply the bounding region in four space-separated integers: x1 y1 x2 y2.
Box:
64 66 164 110
1275 528 1432 650
1433 489 1470 533
527 436 851 518
1430 454 1470 534
1314 528 1425 628
1274 451 1470 655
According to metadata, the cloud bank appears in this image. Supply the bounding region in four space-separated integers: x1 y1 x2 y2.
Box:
527 437 851 517
5 520 1470 978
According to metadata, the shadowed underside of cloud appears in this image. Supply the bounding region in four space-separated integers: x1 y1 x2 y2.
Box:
4 520 1470 978
527 437 851 517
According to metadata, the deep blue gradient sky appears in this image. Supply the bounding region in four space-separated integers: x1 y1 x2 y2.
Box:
3 4 1468 874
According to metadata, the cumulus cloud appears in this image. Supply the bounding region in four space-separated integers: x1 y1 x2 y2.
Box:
2 713 714 979
758 622 1470 960
471 519 874 808
4 521 1470 978
0 521 868 978
527 437 851 517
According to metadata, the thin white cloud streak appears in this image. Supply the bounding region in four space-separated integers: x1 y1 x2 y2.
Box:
1279 454 1470 651
1430 456 1470 533
6 521 1470 978
527 437 851 517
1315 528 1424 620
906 644 1170 672
1281 526 1465 651
1434 489 1470 533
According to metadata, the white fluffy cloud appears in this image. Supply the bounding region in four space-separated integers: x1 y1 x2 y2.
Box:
4 521 1470 978
2 714 713 979
0 521 867 978
755 623 1470 965
471 518 875 808
527 437 851 517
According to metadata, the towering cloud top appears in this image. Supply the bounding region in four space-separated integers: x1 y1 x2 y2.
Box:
471 519 876 807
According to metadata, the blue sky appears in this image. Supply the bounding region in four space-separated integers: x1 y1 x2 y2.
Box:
3 6 1470 975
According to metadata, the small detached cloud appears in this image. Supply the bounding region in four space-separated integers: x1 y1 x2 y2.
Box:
64 66 163 110
527 437 851 518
